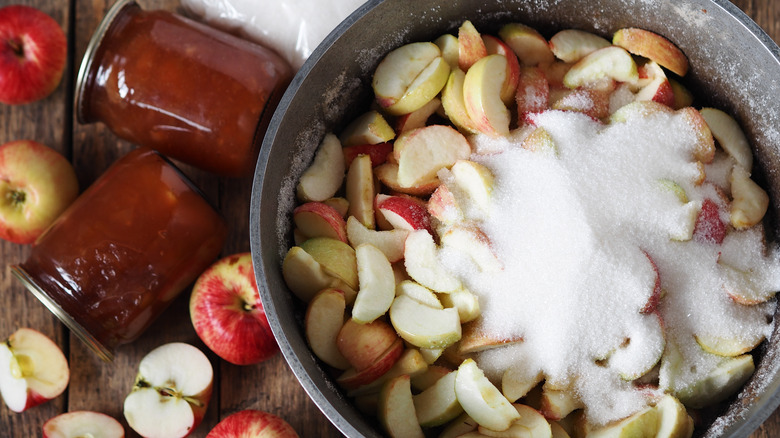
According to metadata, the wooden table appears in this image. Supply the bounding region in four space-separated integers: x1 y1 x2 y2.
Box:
1 0 779 437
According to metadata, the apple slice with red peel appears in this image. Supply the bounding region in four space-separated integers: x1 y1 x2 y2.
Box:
693 198 727 244
441 68 481 134
394 124 472 188
282 246 356 304
343 142 393 168
675 354 754 409
378 374 426 438
413 369 464 427
390 294 462 349
455 358 521 432
374 162 440 197
441 226 503 273
678 107 716 164
373 42 450 116
549 29 611 63
435 33 460 69
376 194 433 234
336 338 404 391
293 202 348 243
515 67 550 124
346 216 408 263
551 86 612 120
337 318 399 371
299 237 359 291
438 288 481 324
634 62 675 108
396 280 443 309
296 133 345 202
339 110 395 147
563 46 638 89
305 288 350 370
482 35 521 105
464 54 511 137
613 28 689 77
348 348 429 397
0 328 68 413
43 411 124 438
428 184 464 227
458 20 488 71
404 229 463 293
654 395 693 438
346 154 376 229
587 405 658 438
699 107 752 172
396 97 442 133
730 164 769 229
123 343 213 438
205 410 299 438
352 243 396 323
498 23 555 67
478 404 553 437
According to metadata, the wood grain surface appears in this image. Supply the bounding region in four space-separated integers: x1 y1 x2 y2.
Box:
0 0 778 437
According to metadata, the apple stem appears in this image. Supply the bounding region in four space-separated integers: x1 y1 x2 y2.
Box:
7 189 25 206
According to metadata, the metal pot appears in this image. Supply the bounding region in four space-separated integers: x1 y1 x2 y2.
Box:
250 0 780 436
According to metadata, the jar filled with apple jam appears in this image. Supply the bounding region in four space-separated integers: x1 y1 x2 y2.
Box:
12 147 227 361
74 0 292 177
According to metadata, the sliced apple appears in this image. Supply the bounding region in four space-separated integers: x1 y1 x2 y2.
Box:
394 124 472 188
413 369 464 427
305 288 350 370
438 288 481 324
502 363 544 403
389 294 462 349
678 107 716 164
459 20 488 71
428 184 465 227
694 330 764 358
654 394 693 438
348 348 429 397
396 97 442 133
337 340 404 392
296 133 345 202
299 237 359 291
478 404 553 438
539 385 583 422
441 225 503 273
455 358 521 432
323 197 349 218
675 354 754 409
498 23 555 67
669 78 693 109
419 347 445 365
282 246 356 303
440 412 480 438
459 321 523 355
441 68 481 134
550 421 572 438
340 110 396 147
42 411 125 438
549 29 611 63
551 86 612 120
720 260 778 305
516 67 550 121
522 126 558 155
693 198 726 244
563 46 638 89
730 164 769 229
411 364 452 391
396 280 443 309
436 33 460 69
699 107 752 172
613 28 689 77
375 194 434 234
373 42 450 115
374 162 440 197
587 405 658 438
343 142 393 168
346 154 376 229
451 160 496 216
346 215 408 263
607 313 666 381
293 202 348 242
337 317 398 371
634 62 675 108
352 243 396 323
404 229 463 293
464 54 511 137
377 374 425 438
483 34 521 105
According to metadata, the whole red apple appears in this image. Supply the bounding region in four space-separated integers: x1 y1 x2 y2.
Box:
190 252 279 365
206 410 299 438
0 140 78 244
0 5 66 105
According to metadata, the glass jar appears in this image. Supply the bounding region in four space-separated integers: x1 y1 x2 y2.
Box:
75 0 292 177
12 147 227 361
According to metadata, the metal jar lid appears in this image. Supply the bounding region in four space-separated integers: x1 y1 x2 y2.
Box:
74 0 138 124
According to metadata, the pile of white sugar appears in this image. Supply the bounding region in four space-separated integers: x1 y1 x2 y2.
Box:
440 109 780 425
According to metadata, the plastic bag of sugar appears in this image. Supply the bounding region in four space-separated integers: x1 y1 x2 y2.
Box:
181 0 366 70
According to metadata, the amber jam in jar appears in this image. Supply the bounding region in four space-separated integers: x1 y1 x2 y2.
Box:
12 148 227 361
75 0 292 177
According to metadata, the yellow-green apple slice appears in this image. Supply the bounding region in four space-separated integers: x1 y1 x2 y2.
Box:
498 23 555 67
0 328 69 413
483 35 521 104
587 405 658 438
441 68 481 134
441 226 503 273
464 54 511 137
339 110 396 147
374 162 440 197
439 288 481 324
428 184 464 228
42 411 124 438
282 246 356 304
336 338 404 391
539 385 583 422
377 374 425 438
607 313 666 381
299 237 359 290
502 363 543 403
323 197 349 218
521 126 558 155
435 33 460 69
337 317 398 371
343 142 393 169
394 124 472 188
654 394 693 438
451 159 496 216
396 280 443 309
613 28 689 77
375 194 433 234
563 46 638 89
296 133 345 202
346 154 376 229
414 369 464 427
455 358 521 432
720 261 778 305
699 107 752 172
348 348 428 397
549 29 611 63
305 288 350 370
675 354 754 409
440 412 480 438
396 97 442 133
516 67 550 122
404 229 463 293
730 164 769 229
678 107 716 164
123 343 212 438
389 294 462 349
352 243 395 323
550 421 572 438
411 364 451 391
458 20 488 71
478 404 553 437
694 330 764 358
419 347 444 365
459 321 523 355
346 216 408 263
373 42 450 116
293 202 348 242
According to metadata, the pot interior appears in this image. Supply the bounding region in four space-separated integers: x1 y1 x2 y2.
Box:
250 0 780 436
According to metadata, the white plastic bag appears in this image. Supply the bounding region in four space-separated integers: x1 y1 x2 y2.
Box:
181 0 366 70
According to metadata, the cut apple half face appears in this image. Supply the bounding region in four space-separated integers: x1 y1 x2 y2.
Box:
464 54 511 137
0 328 69 413
373 41 451 116
563 46 638 89
389 294 462 349
455 358 521 432
296 133 345 202
43 411 125 438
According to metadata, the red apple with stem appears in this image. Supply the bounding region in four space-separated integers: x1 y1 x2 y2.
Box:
0 140 79 244
0 5 66 105
206 410 299 437
190 252 278 365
